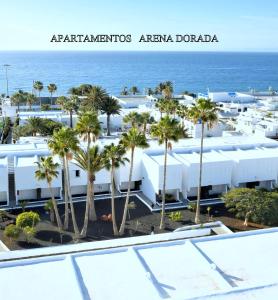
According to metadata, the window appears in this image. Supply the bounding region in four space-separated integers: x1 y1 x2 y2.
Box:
75 170 80 177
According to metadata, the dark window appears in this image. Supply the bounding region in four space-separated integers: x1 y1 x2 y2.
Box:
75 170 80 177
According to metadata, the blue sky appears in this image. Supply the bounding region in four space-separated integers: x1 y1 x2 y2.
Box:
0 0 278 51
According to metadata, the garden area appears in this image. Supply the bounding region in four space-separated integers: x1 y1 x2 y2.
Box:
1 187 277 251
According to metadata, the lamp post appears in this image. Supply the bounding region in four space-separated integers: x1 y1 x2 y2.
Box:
3 64 11 97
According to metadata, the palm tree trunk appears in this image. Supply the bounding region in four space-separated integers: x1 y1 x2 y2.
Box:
119 148 134 235
81 178 93 237
107 114 111 136
160 140 168 230
39 92 41 107
63 158 69 229
195 122 205 224
111 166 119 236
70 111 73 128
50 92 53 106
65 158 80 237
48 183 63 232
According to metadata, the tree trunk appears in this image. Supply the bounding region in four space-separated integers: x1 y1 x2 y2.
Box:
119 148 134 235
39 92 41 107
107 114 111 136
63 158 69 230
195 122 205 224
50 93 53 106
111 166 119 236
65 158 80 238
244 211 252 226
70 111 73 128
81 178 94 237
49 184 63 232
160 140 168 230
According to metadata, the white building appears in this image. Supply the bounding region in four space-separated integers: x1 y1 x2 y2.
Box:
14 155 62 204
0 226 277 299
0 157 9 205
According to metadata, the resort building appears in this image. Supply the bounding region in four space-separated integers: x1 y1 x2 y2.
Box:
0 225 277 299
0 136 278 208
14 155 62 204
0 157 9 206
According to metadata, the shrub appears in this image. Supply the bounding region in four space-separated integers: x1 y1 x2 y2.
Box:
223 188 278 226
23 226 36 243
4 224 21 242
168 211 182 222
16 211 40 229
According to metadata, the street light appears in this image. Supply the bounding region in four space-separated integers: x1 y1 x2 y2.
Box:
3 64 11 97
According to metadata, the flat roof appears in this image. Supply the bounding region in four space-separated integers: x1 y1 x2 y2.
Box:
150 154 181 166
16 156 37 167
220 147 278 161
0 227 277 300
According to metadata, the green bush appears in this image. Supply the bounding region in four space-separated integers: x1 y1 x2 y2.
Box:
168 211 182 222
23 226 36 243
16 211 40 229
223 188 278 226
4 224 21 241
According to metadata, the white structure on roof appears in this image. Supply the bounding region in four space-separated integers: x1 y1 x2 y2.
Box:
0 226 277 300
205 92 256 103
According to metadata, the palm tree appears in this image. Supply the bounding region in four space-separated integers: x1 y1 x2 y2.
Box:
155 81 173 95
56 96 68 110
140 112 153 134
177 104 188 126
162 86 173 99
130 86 139 95
11 91 26 111
35 157 62 231
188 98 218 224
123 112 141 129
26 93 37 110
26 117 43 136
73 146 104 237
47 84 57 105
100 97 121 136
151 116 186 229
120 87 129 96
64 97 78 128
33 81 44 107
82 86 108 111
76 111 101 221
118 128 149 235
48 127 80 237
103 143 128 236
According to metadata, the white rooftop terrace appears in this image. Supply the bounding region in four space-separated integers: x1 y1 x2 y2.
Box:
0 227 277 300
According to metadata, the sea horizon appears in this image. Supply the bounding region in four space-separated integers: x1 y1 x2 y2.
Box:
1 51 278 96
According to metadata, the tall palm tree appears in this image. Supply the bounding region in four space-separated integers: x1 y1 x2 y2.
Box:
11 91 26 111
140 112 153 134
118 128 149 235
35 157 62 231
47 84 57 105
26 117 43 136
33 81 44 107
123 112 141 128
100 97 121 136
130 86 139 95
26 93 37 110
56 96 68 110
76 111 101 221
103 143 128 236
188 98 218 224
64 97 78 128
151 116 186 229
48 127 80 237
177 104 188 126
73 146 104 237
82 86 108 111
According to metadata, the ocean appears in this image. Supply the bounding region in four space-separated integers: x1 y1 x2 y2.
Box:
0 51 277 96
